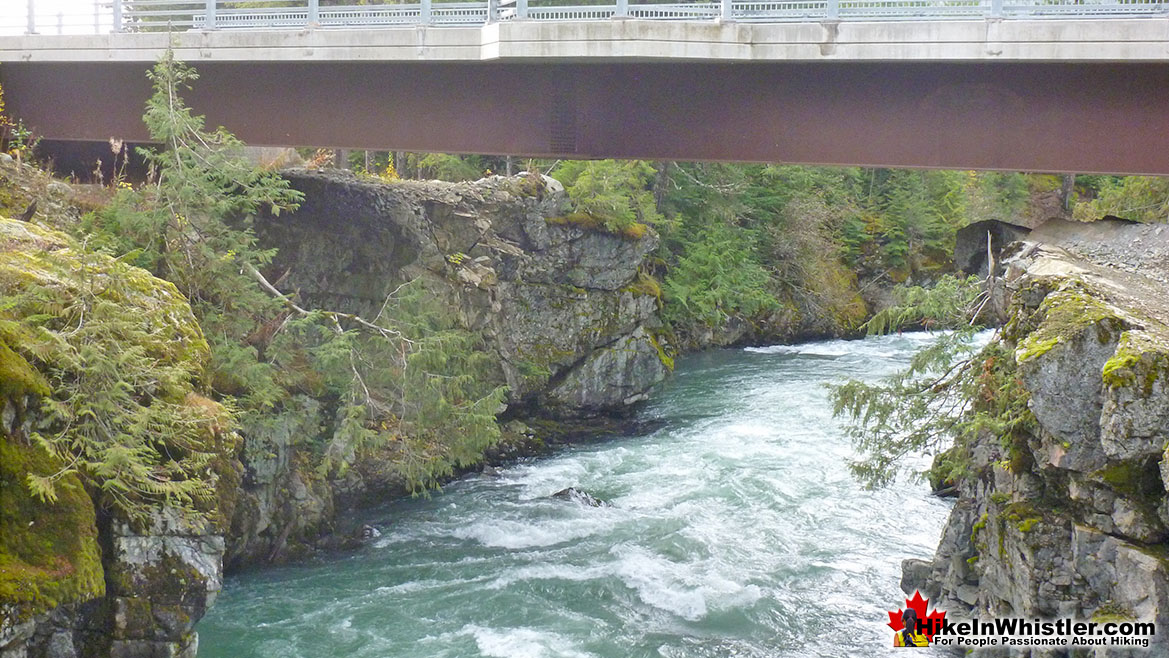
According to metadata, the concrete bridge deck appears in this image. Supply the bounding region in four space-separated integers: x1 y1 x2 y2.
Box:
2 18 1167 63
1 16 1167 174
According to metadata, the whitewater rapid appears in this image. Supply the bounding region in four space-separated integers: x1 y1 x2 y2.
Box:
198 332 964 657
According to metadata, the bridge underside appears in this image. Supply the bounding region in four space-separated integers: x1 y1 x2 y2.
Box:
3 60 1168 174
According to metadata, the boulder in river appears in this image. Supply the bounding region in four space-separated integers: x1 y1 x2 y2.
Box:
551 488 611 508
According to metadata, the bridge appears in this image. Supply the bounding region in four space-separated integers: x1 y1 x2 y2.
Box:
1 0 1168 174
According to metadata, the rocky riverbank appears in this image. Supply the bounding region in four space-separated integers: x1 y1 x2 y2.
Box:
226 169 671 568
904 218 1169 655
1 166 672 658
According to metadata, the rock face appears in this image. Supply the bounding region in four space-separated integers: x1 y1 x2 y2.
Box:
0 218 234 658
260 169 668 417
104 511 226 658
954 220 1032 278
907 219 1169 655
222 170 669 567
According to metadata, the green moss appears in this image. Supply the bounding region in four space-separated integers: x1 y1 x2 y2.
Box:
622 272 663 301
971 513 988 537
0 339 49 398
1002 501 1042 533
507 172 547 199
0 438 105 621
1015 283 1125 364
0 216 230 522
928 445 965 492
647 331 674 372
1091 601 1136 623
1102 330 1169 397
989 491 1011 505
546 212 650 241
0 218 209 370
1094 459 1164 502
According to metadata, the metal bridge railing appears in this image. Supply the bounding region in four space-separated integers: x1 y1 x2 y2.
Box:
4 0 1166 35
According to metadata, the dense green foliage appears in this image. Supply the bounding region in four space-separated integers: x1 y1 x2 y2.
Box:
660 222 779 328
71 52 505 497
862 274 984 335
0 218 226 521
1074 175 1169 224
832 329 1036 488
551 159 663 235
830 272 1032 487
654 164 1027 341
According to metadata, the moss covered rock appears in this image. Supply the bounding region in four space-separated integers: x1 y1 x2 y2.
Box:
0 438 105 624
0 215 239 657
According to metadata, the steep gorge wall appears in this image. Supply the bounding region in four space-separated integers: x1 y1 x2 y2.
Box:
905 220 1169 655
0 217 234 658
227 169 670 567
1 168 669 656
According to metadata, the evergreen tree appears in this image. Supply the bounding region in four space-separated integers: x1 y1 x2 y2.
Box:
82 51 506 494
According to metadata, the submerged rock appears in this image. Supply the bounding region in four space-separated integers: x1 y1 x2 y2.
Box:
551 488 611 508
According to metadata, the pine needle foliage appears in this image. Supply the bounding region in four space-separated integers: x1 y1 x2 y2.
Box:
1074 176 1169 224
832 329 1036 488
82 50 303 412
268 281 507 492
552 160 662 235
661 222 780 328
833 272 1031 488
862 274 983 335
0 220 227 523
832 268 1033 488
78 51 506 494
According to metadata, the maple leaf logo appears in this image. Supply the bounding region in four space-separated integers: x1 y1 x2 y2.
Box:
887 590 947 641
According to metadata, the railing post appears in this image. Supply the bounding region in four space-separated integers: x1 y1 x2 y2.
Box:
205 0 216 29
27 0 37 34
989 0 1002 17
615 0 629 18
721 0 732 20
826 0 839 18
308 0 319 25
112 0 122 32
421 0 432 23
95 0 100 33
487 0 498 22
517 0 528 19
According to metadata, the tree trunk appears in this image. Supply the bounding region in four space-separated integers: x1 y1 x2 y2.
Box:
1060 173 1076 213
653 161 672 214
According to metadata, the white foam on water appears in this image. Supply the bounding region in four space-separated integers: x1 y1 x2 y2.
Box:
460 625 597 658
450 515 613 549
743 344 851 357
484 563 609 590
371 576 490 595
608 545 764 621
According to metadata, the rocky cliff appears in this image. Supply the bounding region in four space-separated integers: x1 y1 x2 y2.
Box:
0 217 235 658
225 169 669 567
261 169 668 416
904 219 1169 655
1 166 670 655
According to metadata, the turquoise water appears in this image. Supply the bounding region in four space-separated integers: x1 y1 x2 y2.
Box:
197 333 959 657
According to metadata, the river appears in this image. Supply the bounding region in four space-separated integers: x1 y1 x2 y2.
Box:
197 332 961 657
